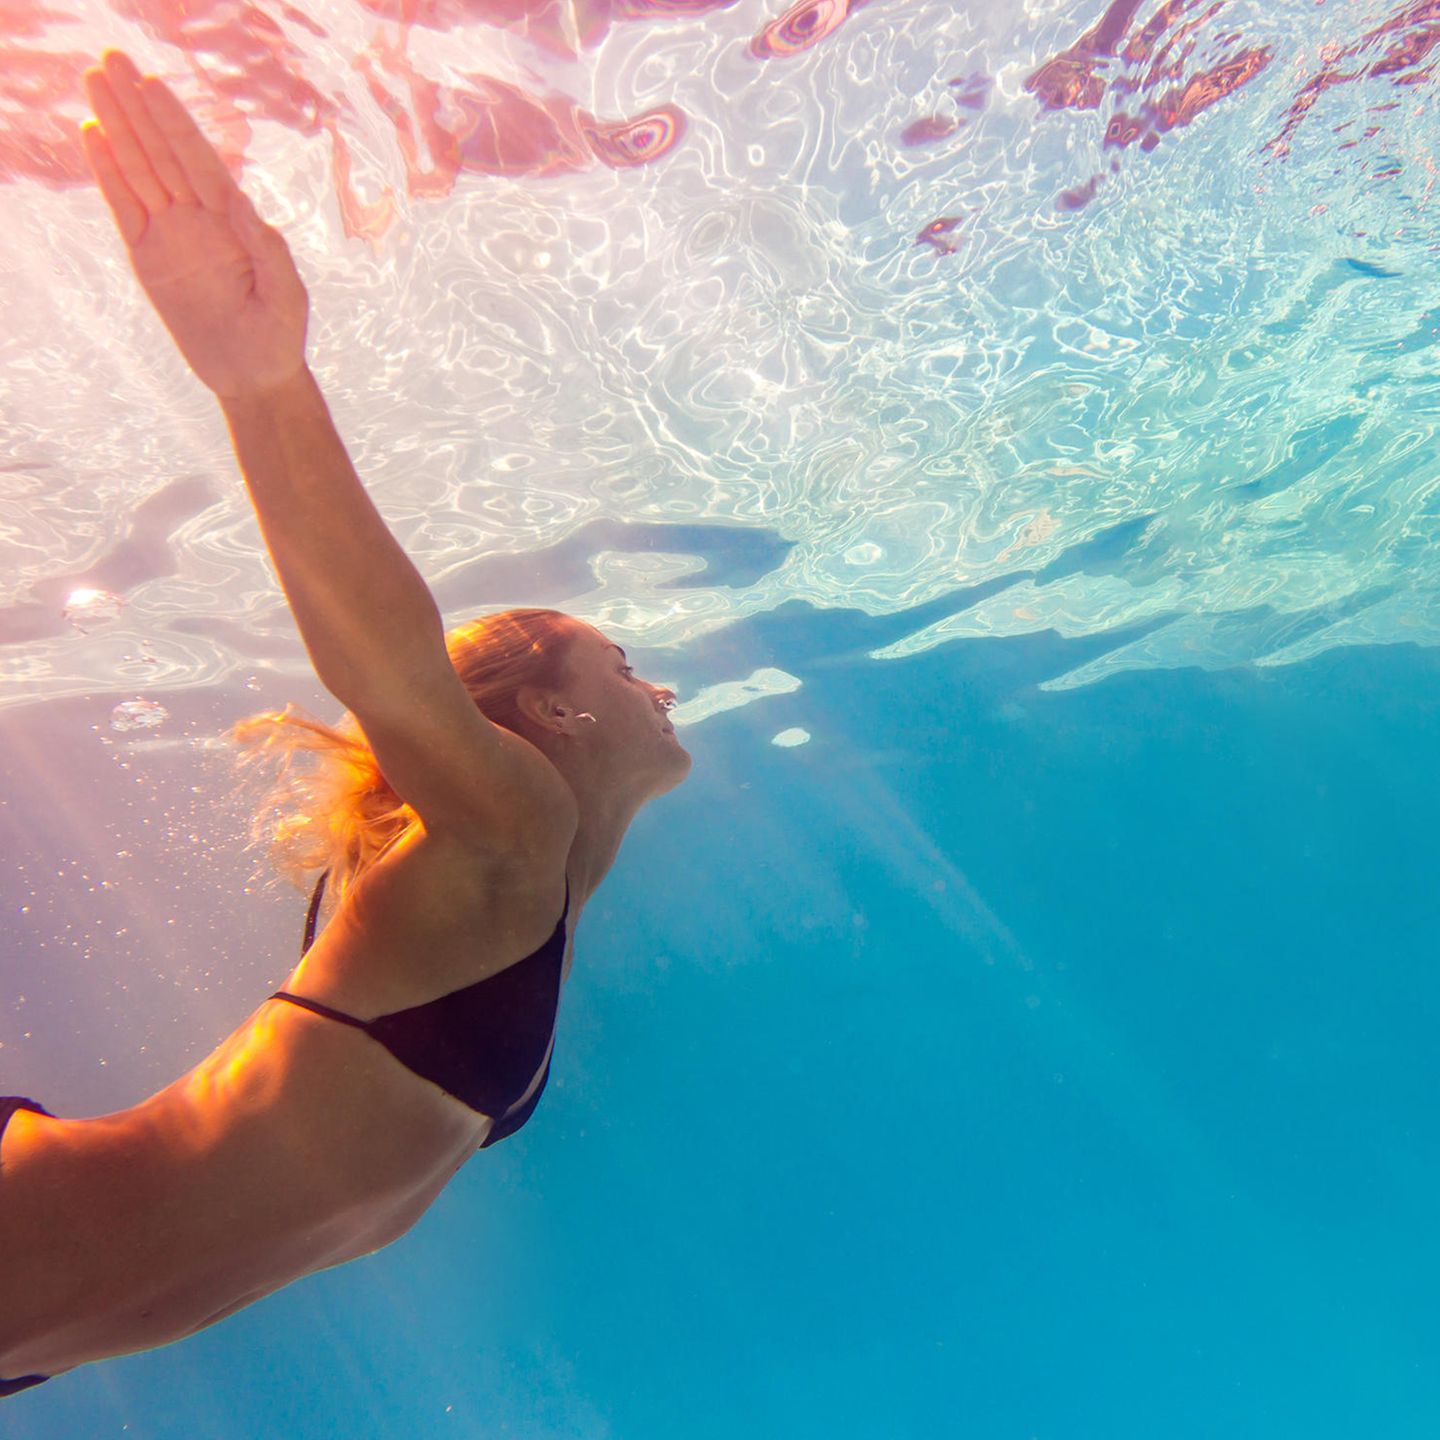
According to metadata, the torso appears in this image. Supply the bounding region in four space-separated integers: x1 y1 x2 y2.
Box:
0 822 581 1378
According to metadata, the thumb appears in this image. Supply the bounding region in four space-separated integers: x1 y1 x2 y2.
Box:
228 187 308 302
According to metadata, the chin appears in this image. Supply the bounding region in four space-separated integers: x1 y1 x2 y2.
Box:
656 743 693 790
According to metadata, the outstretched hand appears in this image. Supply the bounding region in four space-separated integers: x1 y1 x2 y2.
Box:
81 50 310 402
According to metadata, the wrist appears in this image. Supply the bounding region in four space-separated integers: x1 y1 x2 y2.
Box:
215 364 316 414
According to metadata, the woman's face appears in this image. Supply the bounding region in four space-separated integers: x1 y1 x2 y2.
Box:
561 625 691 787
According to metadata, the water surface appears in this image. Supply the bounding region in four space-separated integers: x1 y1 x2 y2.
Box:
3 1 1439 1434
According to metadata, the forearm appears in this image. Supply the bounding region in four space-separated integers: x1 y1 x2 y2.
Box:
219 366 447 708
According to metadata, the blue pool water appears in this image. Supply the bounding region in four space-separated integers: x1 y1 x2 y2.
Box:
4 0 1440 1434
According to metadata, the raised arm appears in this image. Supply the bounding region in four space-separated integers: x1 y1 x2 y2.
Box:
80 51 573 845
215 369 449 709
81 50 438 708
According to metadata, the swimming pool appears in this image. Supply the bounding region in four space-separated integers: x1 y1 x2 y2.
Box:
3 1 1439 1434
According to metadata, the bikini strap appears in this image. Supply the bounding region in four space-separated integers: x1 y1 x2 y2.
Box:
271 990 368 1030
301 869 328 956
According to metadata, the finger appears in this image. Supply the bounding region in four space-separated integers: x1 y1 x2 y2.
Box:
83 64 169 214
80 119 148 248
101 50 199 206
133 69 241 215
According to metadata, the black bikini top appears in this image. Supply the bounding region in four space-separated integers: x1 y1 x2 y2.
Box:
271 870 569 1148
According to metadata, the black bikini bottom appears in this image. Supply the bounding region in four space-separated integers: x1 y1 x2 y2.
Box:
0 1096 54 1398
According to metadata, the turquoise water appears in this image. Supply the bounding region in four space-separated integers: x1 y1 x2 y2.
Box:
5 0 1440 1434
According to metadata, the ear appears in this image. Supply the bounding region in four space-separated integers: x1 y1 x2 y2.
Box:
514 682 563 735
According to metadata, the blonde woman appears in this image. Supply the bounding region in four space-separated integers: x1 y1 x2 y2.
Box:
0 49 690 1396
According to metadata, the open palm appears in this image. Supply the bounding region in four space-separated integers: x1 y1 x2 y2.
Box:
81 50 309 401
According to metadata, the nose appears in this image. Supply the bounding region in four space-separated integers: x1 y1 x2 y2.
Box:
651 683 677 711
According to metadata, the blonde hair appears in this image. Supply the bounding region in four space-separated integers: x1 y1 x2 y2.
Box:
228 608 579 906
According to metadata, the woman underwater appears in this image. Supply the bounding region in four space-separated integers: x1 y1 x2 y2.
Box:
0 49 691 1394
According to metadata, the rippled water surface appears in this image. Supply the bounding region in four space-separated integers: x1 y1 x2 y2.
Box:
4 0 1439 710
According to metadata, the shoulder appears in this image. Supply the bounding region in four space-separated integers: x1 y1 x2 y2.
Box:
348 667 578 856
477 727 580 851
300 819 574 1011
398 807 574 922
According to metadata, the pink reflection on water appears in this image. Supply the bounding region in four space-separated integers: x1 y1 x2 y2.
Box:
356 0 739 62
1264 0 1440 161
1005 0 1440 217
899 70 991 150
750 0 864 60
1024 0 1145 113
355 33 683 194
914 215 963 255
901 115 959 147
1020 0 1280 203
0 0 691 248
1 0 1436 269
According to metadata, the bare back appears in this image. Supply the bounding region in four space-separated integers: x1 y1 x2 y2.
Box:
0 825 578 1380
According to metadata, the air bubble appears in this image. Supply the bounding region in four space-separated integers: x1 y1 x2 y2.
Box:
110 699 169 732
64 588 124 631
